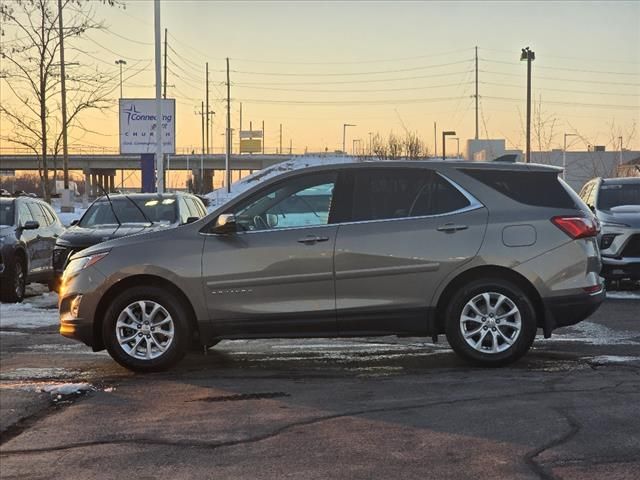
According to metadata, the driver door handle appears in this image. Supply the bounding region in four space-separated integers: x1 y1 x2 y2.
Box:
437 223 468 233
297 235 330 244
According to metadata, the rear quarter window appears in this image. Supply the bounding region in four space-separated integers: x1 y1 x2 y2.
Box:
461 169 577 209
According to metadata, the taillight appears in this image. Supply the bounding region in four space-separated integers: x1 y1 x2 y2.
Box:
551 216 599 239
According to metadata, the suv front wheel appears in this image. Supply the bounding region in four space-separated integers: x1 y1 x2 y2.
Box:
445 278 537 367
103 286 190 372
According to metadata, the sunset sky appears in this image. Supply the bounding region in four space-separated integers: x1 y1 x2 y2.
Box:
1 0 639 156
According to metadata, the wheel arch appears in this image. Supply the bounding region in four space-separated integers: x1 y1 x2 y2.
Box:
433 265 545 335
92 274 200 351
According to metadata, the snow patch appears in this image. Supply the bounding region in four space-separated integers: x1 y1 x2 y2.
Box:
606 291 640 300
41 382 94 395
0 301 59 328
542 321 639 346
586 355 640 364
0 367 80 380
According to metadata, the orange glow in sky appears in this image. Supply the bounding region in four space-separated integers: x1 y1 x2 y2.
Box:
1 0 639 156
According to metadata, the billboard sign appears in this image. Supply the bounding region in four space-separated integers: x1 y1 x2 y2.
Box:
240 139 262 153
119 99 176 154
240 130 263 139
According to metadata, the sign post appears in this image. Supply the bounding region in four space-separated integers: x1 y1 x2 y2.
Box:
119 99 176 192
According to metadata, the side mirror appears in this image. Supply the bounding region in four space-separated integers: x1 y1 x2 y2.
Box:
22 220 40 230
184 216 199 224
70 219 79 226
213 213 237 234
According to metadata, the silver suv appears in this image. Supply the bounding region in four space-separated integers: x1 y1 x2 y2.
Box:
579 177 640 285
59 162 604 372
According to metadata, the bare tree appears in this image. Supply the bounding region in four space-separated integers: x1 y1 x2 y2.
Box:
370 131 430 160
0 0 118 201
403 131 428 160
387 132 403 160
531 95 558 164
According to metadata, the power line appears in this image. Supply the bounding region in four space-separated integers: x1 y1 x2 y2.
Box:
231 47 474 65
231 69 474 86
484 96 640 110
480 69 639 87
233 80 474 94
480 58 639 76
480 81 640 97
231 58 474 77
240 95 468 106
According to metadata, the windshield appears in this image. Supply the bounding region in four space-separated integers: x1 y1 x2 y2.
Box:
598 183 640 210
0 200 15 227
79 197 177 227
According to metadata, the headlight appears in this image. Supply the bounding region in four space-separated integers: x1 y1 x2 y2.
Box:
63 251 109 280
601 222 630 228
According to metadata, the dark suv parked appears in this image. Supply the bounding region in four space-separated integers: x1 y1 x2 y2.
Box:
53 192 207 287
1 196 65 302
59 162 604 372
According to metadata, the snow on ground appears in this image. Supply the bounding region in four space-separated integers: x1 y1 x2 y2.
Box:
607 290 640 300
0 290 59 329
541 320 639 346
586 355 640 364
205 155 357 211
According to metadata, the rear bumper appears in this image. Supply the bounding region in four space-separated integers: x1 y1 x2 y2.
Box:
542 287 605 335
601 256 640 280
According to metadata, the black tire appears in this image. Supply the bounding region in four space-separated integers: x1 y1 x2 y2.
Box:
102 286 191 372
0 258 26 303
444 278 537 367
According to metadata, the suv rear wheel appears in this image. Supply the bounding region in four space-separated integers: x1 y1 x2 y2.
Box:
103 286 190 372
445 278 537 367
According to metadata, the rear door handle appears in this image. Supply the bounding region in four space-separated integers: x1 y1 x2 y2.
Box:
297 235 330 244
437 224 468 233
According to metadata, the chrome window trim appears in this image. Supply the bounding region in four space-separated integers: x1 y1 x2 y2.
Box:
200 170 485 237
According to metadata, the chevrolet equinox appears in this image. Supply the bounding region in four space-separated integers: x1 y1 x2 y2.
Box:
59 161 604 372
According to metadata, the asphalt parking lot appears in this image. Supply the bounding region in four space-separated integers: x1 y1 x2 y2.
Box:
0 291 639 480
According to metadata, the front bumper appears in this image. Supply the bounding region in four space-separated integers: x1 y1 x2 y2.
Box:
58 266 107 349
542 286 606 336
601 256 640 280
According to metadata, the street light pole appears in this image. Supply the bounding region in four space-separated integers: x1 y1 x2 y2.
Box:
520 47 535 163
619 136 623 171
153 0 164 193
343 123 355 154
442 131 456 160
563 133 577 180
115 59 127 98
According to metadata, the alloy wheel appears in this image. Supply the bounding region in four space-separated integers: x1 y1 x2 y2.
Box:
115 300 175 360
459 291 522 354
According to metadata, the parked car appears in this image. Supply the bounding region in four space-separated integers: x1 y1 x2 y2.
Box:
59 161 604 372
1 195 65 302
52 192 207 289
579 177 640 285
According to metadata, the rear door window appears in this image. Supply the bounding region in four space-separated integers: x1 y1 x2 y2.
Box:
345 168 470 222
27 202 49 227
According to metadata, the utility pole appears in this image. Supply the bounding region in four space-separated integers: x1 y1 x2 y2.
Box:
163 28 168 99
115 59 127 98
239 102 243 136
154 0 164 193
279 124 282 154
521 47 535 163
262 120 265 154
205 62 210 155
619 136 623 171
225 57 231 193
57 0 70 203
434 122 437 158
289 138 292 155
475 46 479 140
342 123 355 154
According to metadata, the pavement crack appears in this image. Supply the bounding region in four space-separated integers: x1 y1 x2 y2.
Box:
0 385 618 457
524 408 582 480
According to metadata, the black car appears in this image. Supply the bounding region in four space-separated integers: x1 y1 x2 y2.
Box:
0 196 65 302
53 192 207 285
